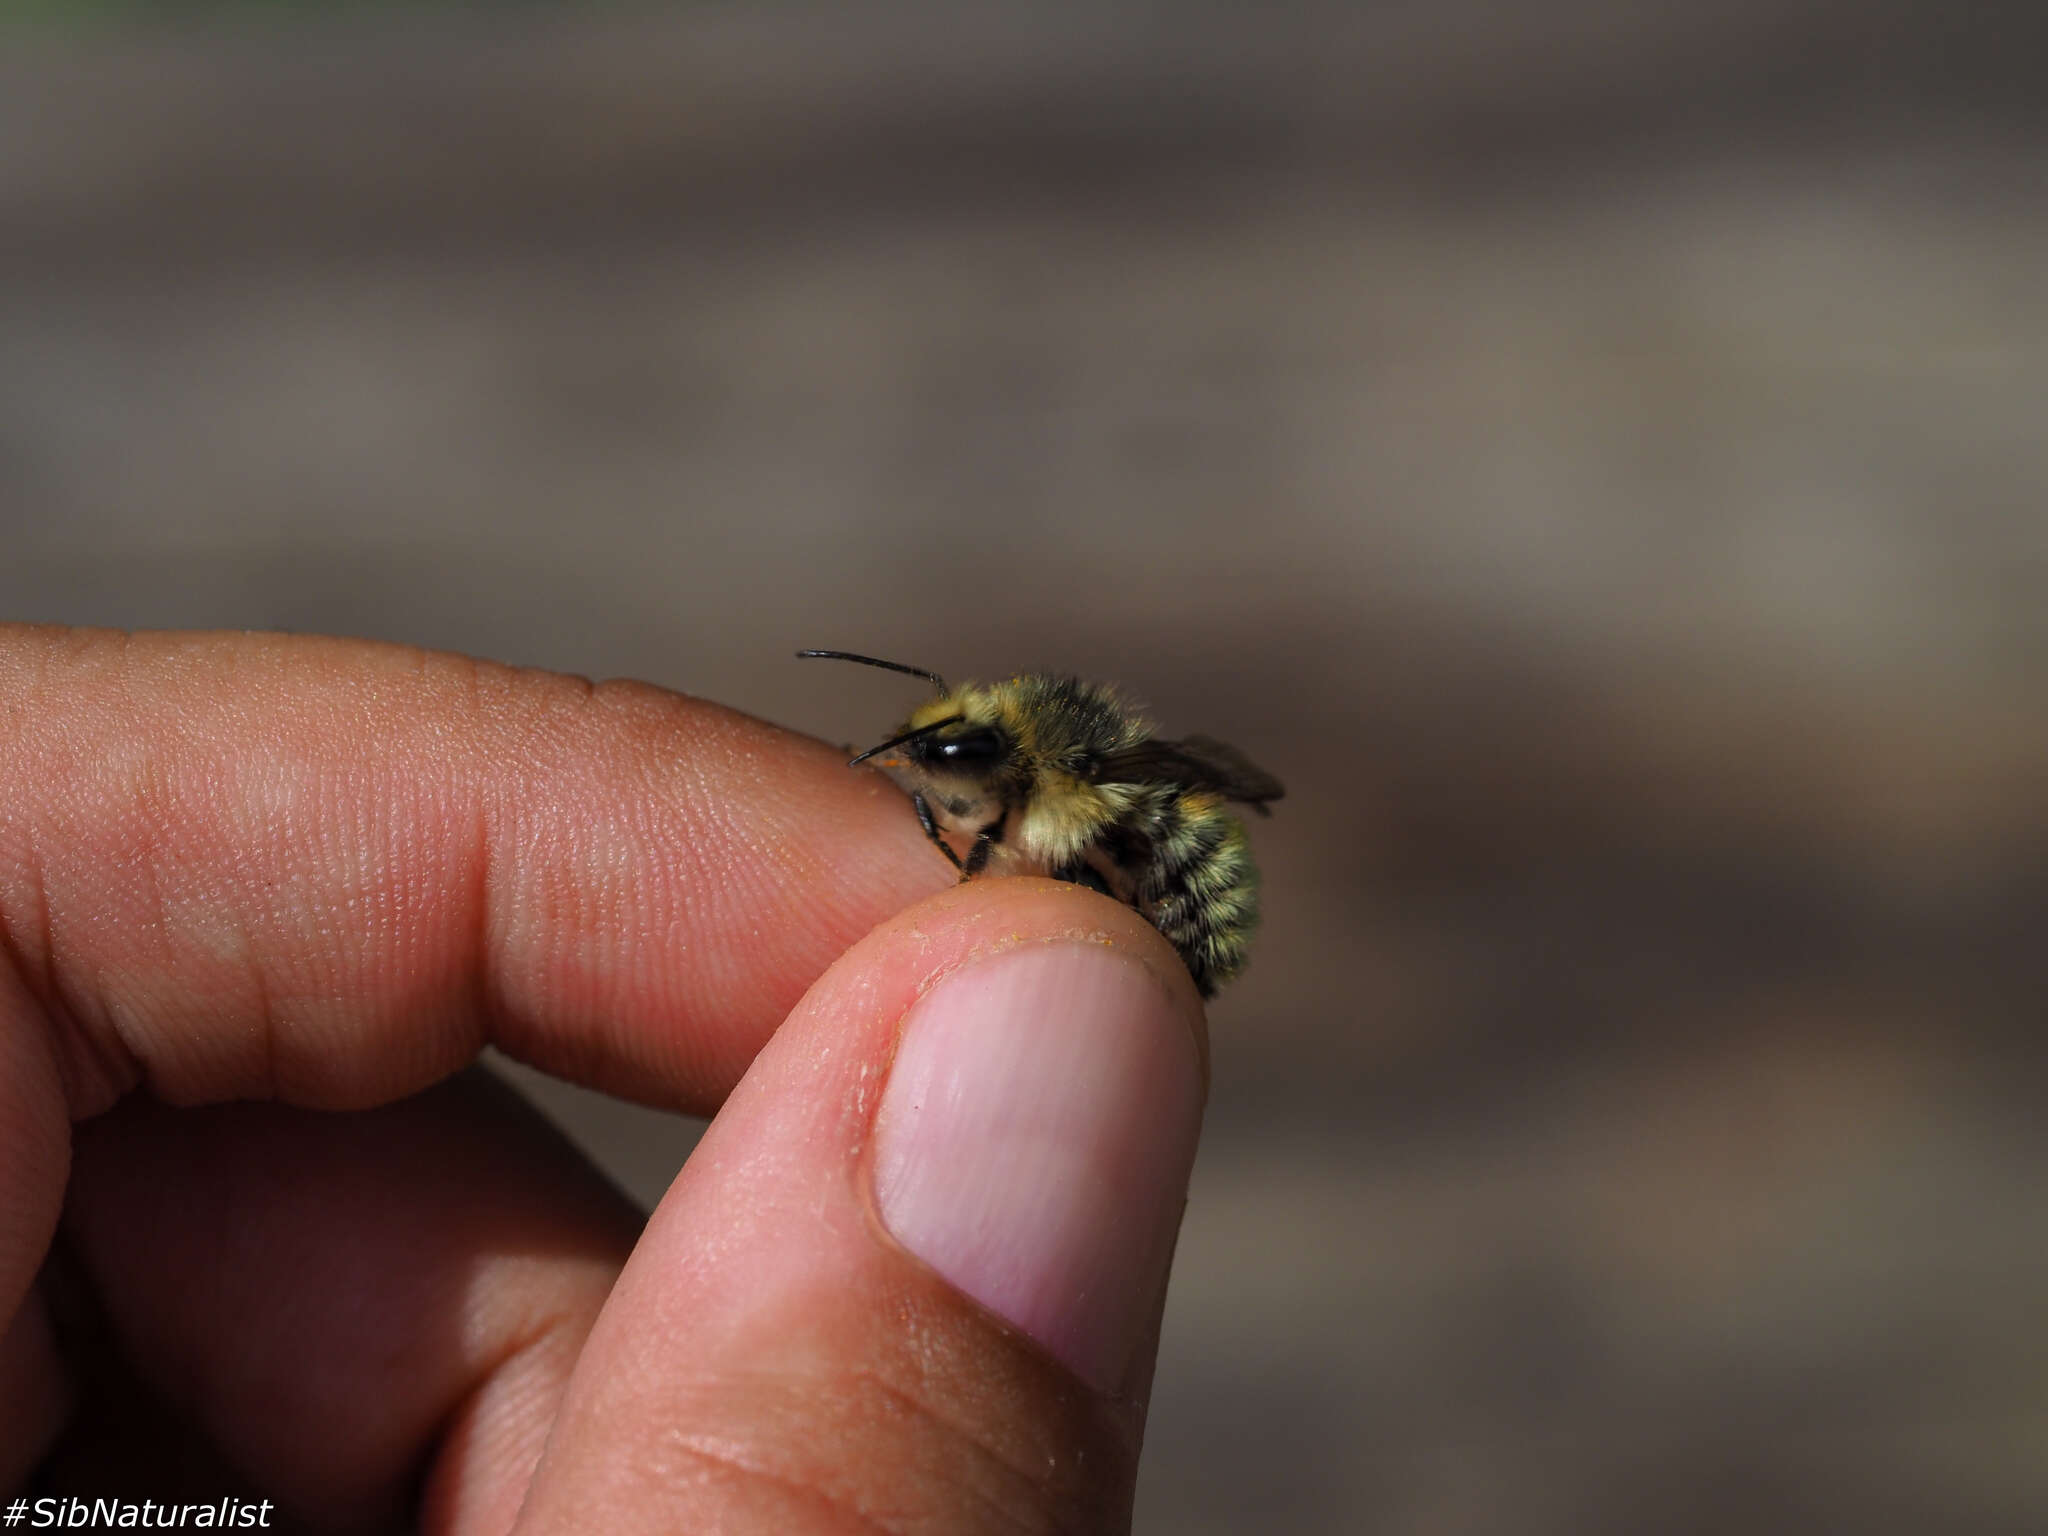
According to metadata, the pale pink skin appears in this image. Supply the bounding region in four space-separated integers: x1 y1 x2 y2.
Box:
0 626 1209 1535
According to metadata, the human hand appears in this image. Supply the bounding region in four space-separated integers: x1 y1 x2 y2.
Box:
0 628 1209 1533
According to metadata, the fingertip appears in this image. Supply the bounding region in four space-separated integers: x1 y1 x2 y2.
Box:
841 876 1209 1064
0 626 962 1120
516 877 1208 1532
870 931 1205 1393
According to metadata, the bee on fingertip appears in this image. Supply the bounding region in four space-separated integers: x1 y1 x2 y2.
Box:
799 649 1282 997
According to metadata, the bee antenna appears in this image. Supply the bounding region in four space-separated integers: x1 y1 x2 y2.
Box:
847 717 959 769
797 649 948 692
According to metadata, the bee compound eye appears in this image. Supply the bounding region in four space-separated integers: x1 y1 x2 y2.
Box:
937 728 1004 766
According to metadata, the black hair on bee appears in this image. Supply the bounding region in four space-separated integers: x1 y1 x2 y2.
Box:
799 649 1283 996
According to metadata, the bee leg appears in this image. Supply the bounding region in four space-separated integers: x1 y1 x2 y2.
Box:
961 817 1006 880
912 792 964 872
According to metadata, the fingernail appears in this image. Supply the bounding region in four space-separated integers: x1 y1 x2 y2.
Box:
871 943 1205 1394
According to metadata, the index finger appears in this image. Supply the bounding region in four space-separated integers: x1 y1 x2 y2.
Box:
0 625 950 1124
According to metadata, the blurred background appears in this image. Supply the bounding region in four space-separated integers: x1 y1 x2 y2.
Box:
4 2 2045 1530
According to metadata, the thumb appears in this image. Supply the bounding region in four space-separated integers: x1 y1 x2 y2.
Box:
514 878 1208 1534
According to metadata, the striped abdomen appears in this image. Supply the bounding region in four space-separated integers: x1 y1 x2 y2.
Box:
1111 788 1262 997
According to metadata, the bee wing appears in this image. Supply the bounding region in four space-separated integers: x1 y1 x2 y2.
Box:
1093 734 1285 815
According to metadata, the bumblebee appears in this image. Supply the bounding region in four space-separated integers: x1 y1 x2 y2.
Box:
800 650 1283 995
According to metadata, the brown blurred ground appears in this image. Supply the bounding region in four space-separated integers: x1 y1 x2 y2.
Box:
3 5 2045 1531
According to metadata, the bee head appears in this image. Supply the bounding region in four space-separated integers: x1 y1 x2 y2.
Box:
799 654 1022 788
838 689 1018 791
900 716 1011 781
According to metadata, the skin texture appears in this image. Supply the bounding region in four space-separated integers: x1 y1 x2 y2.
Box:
0 626 1209 1534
